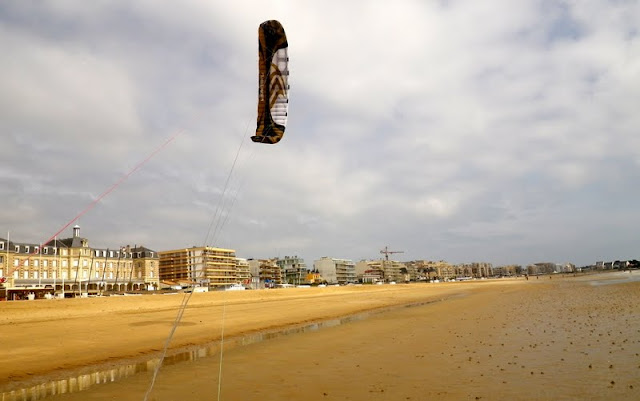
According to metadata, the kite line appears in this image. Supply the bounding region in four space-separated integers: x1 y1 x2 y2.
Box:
6 131 181 277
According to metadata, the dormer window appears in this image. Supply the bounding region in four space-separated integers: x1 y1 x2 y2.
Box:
25 246 30 253
44 247 48 254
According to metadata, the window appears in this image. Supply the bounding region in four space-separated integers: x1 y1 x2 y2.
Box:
15 246 19 252
73 260 78 267
23 271 28 279
109 251 114 258
108 262 113 268
95 271 99 278
53 260 57 267
82 271 88 278
23 260 29 267
62 260 68 267
34 271 38 279
83 259 88 267
62 271 68 279
43 271 48 279
25 246 29 253
14 271 19 278
0 242 4 250
34 260 39 267
44 247 48 254
43 260 48 267
109 272 113 279
14 260 19 267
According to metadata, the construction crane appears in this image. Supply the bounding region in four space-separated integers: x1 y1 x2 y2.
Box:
380 246 404 261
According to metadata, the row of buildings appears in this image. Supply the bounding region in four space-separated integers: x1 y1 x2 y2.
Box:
4 226 628 299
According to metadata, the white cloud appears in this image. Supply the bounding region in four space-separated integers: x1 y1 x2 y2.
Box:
1 0 639 267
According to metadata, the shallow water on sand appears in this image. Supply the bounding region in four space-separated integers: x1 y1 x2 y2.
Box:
4 275 640 401
1 298 450 401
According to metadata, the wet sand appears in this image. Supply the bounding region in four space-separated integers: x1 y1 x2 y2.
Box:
2 272 640 400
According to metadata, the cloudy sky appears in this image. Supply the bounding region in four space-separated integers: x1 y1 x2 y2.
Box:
1 1 638 267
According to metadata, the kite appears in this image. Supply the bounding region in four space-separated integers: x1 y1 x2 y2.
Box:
252 20 289 144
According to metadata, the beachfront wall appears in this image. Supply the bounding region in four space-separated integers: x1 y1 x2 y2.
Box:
158 246 238 288
0 226 159 295
314 257 356 285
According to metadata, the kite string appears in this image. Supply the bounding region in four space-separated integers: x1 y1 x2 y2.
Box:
144 119 254 401
207 121 254 401
143 291 193 401
203 120 252 247
7 131 181 276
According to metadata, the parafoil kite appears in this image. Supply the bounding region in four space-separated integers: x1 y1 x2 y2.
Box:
252 20 289 144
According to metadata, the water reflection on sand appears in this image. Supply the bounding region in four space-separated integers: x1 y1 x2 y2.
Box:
1 298 445 401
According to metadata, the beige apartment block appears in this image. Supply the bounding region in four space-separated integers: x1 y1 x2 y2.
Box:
158 246 238 288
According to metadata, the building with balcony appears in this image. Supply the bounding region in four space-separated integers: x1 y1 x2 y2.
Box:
314 257 356 285
276 255 308 285
158 246 238 288
248 258 282 288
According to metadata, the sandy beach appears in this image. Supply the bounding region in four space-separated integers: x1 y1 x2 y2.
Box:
2 272 639 400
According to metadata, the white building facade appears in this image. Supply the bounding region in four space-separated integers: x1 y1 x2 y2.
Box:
313 257 356 284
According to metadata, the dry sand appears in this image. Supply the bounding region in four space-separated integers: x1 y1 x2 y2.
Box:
2 272 639 400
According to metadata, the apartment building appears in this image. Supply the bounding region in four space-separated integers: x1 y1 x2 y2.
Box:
314 257 356 285
158 246 239 288
276 255 308 285
248 258 282 288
